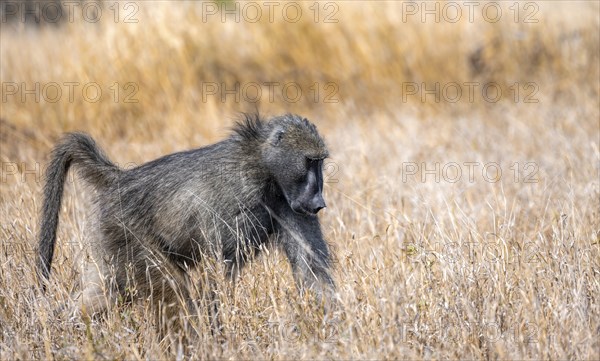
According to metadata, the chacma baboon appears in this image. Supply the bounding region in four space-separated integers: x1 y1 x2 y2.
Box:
37 113 335 330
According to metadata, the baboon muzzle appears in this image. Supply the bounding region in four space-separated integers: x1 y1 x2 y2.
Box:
308 194 327 215
292 194 326 215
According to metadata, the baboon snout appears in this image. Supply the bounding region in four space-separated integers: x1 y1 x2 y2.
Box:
290 194 326 215
307 194 326 215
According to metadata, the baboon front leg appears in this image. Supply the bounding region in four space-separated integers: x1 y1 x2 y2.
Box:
271 206 335 304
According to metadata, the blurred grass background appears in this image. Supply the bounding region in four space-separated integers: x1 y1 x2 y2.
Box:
1 1 599 359
2 1 597 146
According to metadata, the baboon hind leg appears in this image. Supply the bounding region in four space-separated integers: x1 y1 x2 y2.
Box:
81 260 118 317
195 262 222 338
82 239 191 332
120 243 192 336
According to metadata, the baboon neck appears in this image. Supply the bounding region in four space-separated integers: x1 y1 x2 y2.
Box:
229 138 270 183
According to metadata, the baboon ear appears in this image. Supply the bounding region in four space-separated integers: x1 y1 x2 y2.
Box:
269 129 286 146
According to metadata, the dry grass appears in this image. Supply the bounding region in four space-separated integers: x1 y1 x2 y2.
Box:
1 1 599 359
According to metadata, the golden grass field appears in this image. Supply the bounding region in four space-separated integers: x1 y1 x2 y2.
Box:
1 1 599 359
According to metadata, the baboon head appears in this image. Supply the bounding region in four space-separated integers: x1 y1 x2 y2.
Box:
262 114 329 216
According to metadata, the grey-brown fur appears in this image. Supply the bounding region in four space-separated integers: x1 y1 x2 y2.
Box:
37 113 335 328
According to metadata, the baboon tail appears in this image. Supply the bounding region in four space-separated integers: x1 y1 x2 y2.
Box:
38 132 121 284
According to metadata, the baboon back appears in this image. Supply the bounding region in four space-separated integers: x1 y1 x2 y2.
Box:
96 139 273 271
